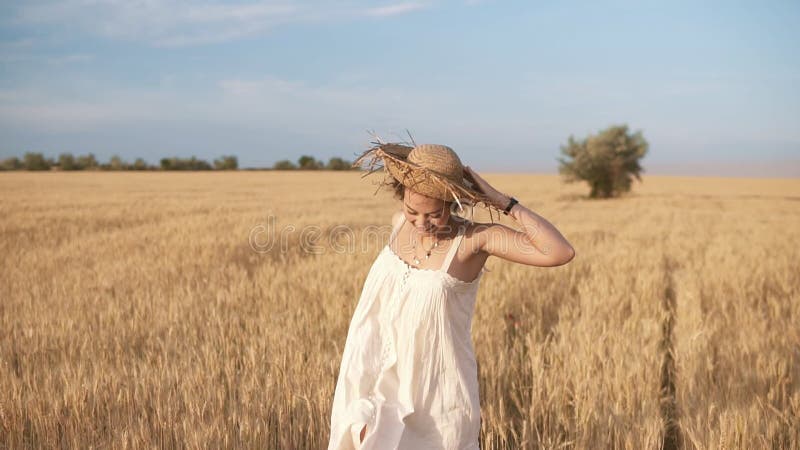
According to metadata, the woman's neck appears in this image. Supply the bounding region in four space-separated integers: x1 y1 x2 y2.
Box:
416 217 458 243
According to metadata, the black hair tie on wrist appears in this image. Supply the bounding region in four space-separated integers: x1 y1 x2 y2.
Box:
503 197 518 215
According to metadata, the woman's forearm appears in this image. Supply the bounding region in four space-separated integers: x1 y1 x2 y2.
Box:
492 195 575 263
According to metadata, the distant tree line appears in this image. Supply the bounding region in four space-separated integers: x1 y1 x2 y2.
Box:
159 155 238 171
272 155 357 170
1 152 359 171
0 152 240 171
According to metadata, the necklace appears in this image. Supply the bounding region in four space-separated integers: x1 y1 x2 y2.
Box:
411 233 439 266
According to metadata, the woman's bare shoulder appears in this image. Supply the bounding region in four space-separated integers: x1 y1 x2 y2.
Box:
458 218 497 235
453 218 492 256
457 218 507 253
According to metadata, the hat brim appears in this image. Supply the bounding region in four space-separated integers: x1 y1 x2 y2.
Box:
353 143 491 207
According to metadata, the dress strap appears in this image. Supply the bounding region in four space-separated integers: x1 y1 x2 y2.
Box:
441 223 466 273
388 214 406 246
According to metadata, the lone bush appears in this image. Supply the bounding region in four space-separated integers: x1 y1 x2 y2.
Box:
558 124 648 198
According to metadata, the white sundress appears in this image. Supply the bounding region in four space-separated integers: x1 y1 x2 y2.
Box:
328 215 485 450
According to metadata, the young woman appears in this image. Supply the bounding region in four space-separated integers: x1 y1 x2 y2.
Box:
328 143 575 449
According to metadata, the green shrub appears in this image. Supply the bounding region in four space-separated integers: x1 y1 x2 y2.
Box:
558 124 648 198
23 152 51 171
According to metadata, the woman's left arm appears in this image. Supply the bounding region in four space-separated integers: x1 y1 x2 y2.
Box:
465 166 576 267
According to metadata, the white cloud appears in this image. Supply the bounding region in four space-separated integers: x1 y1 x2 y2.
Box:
0 51 93 65
50 53 93 63
364 2 427 17
7 0 432 47
0 38 39 50
11 1 308 47
214 75 435 131
0 86 181 131
0 72 471 139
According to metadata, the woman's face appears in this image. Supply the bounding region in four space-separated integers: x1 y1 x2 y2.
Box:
402 189 452 236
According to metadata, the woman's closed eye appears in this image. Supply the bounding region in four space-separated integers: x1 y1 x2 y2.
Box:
406 208 440 219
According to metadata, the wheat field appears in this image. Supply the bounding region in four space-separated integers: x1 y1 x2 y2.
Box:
0 171 798 449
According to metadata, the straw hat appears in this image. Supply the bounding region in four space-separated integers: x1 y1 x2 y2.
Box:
353 141 493 210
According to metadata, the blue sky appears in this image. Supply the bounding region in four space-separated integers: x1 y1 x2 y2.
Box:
1 0 798 176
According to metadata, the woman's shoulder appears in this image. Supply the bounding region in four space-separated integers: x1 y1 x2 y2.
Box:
451 217 490 256
455 217 497 234
455 217 507 252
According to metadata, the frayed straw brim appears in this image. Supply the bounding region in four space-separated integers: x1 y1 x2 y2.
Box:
352 142 497 212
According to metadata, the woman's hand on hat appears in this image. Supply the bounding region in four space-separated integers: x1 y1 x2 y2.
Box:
464 166 510 209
